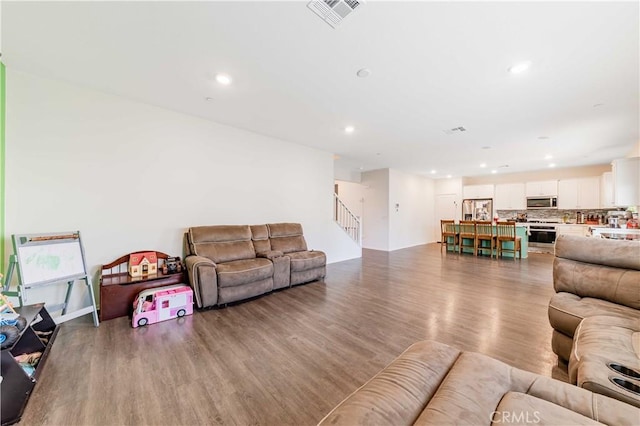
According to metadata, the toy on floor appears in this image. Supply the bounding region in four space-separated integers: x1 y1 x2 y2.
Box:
0 290 27 349
131 284 193 328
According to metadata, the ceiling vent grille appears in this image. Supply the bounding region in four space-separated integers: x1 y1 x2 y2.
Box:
443 126 467 135
308 0 362 28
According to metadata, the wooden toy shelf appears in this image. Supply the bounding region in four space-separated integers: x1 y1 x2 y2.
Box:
99 251 187 321
1 304 59 426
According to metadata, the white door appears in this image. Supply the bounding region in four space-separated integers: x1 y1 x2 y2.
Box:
435 194 459 242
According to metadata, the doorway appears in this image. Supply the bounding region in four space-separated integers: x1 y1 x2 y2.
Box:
435 194 459 242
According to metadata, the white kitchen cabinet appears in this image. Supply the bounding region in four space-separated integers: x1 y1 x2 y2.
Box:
558 177 600 209
525 180 558 197
600 172 615 208
463 184 494 199
494 183 526 210
613 157 640 206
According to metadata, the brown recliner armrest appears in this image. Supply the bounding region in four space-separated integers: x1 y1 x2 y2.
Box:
185 255 217 308
256 250 284 260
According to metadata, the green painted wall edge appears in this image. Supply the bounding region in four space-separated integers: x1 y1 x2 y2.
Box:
0 63 5 274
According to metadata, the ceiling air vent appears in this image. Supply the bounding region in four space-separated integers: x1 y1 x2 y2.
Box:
442 126 467 135
308 0 362 28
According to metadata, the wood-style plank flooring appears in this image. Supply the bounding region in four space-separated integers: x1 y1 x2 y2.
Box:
18 243 562 426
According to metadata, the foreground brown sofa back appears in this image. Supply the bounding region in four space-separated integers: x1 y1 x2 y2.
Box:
548 235 640 361
189 225 256 264
319 340 638 425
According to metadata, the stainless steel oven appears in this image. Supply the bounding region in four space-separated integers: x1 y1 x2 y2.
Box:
528 223 557 247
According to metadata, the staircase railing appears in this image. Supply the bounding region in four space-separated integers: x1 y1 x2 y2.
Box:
334 193 362 245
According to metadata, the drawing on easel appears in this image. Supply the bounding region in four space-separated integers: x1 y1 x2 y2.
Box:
3 231 99 327
18 240 86 286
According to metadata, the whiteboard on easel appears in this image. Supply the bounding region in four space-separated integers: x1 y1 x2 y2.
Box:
14 232 87 287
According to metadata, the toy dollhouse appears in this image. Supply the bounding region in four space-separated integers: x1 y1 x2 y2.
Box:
128 251 158 277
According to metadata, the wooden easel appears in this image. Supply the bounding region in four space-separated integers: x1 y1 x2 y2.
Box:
3 232 99 327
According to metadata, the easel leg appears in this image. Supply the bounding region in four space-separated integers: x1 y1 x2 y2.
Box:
62 281 74 315
3 255 23 308
85 279 100 327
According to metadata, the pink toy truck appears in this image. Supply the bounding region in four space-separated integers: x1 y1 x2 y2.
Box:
132 284 193 328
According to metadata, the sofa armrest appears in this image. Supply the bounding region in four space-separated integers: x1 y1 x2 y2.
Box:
185 255 218 308
256 250 284 260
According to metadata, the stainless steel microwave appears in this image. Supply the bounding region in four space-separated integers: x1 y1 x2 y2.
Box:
527 197 557 209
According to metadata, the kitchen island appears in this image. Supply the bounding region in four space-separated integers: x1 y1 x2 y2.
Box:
445 224 529 258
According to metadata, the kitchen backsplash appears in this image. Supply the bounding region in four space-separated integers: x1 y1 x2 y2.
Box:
497 208 617 222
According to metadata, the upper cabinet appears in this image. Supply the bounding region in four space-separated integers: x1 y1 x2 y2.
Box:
463 184 494 199
525 180 558 197
613 157 640 207
494 183 526 210
600 172 615 208
558 177 600 209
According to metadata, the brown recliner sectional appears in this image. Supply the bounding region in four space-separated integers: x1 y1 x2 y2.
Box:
185 223 326 308
319 340 639 425
548 235 640 362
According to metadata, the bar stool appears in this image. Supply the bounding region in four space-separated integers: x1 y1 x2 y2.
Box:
440 219 459 252
458 220 476 255
475 221 495 258
496 221 522 260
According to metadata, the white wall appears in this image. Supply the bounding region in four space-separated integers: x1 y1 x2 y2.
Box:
361 169 389 250
388 169 435 250
335 180 365 219
5 70 361 313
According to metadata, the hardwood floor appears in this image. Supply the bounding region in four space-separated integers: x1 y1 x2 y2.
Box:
19 243 562 426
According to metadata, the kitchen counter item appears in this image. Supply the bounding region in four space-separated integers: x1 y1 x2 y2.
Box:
599 233 640 241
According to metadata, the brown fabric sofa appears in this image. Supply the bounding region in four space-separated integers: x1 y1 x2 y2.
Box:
185 223 325 308
318 340 639 425
548 235 640 362
268 223 326 286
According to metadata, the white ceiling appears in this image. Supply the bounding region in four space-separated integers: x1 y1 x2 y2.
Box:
2 1 639 178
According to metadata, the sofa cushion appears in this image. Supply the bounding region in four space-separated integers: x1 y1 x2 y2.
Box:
548 292 640 338
555 235 640 270
268 223 308 253
216 258 273 288
189 225 255 263
250 224 271 253
318 340 461 426
554 257 640 309
287 251 326 272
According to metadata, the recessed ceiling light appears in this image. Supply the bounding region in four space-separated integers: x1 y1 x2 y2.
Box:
508 61 532 74
538 136 549 140
544 154 553 160
446 174 452 179
430 170 436 174
593 103 604 108
480 163 487 168
481 146 491 150
205 97 214 101
344 126 355 134
215 73 232 85
548 163 556 168
356 68 371 78
333 154 341 160
491 170 497 174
